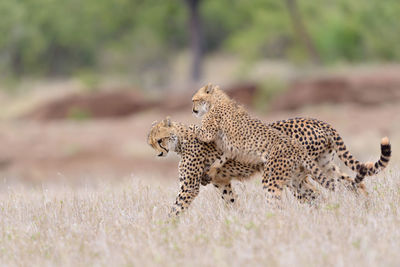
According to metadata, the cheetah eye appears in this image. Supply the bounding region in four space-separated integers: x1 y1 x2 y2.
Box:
157 139 162 144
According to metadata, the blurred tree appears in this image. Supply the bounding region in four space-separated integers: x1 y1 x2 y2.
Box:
1 0 400 82
185 0 203 82
285 0 320 63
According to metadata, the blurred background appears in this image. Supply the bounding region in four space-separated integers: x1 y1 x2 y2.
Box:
0 0 399 183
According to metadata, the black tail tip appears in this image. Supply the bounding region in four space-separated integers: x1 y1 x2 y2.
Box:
381 137 391 157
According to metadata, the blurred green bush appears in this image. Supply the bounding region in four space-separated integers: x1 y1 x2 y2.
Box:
0 0 399 78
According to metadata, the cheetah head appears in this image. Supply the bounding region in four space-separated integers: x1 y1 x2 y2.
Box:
191 83 220 117
147 117 178 157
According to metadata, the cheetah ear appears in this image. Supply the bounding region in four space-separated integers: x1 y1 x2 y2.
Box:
151 120 158 127
163 116 171 127
205 83 214 94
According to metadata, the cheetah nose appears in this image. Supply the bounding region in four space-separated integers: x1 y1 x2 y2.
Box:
192 109 198 114
157 152 163 157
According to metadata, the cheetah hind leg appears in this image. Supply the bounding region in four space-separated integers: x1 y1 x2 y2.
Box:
323 161 369 196
304 158 337 191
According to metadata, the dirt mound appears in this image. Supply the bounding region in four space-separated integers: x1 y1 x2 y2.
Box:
227 83 257 106
23 90 158 120
271 69 400 110
23 84 259 120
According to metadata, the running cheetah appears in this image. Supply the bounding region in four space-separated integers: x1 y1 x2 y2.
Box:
148 117 320 216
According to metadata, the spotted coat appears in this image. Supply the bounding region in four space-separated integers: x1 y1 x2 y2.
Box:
192 84 391 204
147 118 319 216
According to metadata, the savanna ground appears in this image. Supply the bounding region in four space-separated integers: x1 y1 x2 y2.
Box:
1 169 400 266
0 77 400 266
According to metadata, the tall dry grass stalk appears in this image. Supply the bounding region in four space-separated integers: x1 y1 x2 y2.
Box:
1 168 399 266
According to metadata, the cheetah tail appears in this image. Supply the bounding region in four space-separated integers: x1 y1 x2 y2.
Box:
365 137 391 176
352 137 391 184
333 132 391 183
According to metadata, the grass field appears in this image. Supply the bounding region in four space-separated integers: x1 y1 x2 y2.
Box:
1 167 399 267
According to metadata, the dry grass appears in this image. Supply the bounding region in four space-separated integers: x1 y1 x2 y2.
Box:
1 168 399 267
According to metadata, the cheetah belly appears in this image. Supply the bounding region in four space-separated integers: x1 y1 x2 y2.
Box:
215 132 263 165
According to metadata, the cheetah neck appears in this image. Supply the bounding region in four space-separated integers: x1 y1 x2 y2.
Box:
210 90 231 107
170 122 192 155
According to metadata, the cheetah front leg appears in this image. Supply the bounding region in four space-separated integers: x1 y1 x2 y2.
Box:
261 159 292 208
169 156 202 217
170 185 200 217
213 182 237 205
290 172 320 203
191 114 219 143
191 121 223 180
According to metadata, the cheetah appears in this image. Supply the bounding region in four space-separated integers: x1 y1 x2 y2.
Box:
267 117 391 194
148 117 320 216
191 84 391 204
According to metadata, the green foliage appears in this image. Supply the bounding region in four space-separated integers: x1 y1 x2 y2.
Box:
0 0 399 78
224 0 400 63
221 0 292 59
0 0 186 76
305 0 400 63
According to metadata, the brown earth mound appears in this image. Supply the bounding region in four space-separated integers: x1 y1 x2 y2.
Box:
23 90 159 120
271 69 400 111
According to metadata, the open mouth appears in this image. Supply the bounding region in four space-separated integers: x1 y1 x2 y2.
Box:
158 144 168 156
